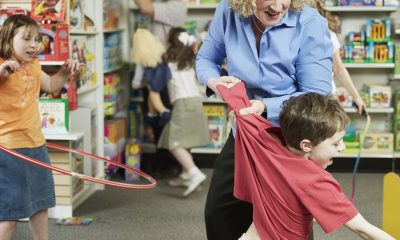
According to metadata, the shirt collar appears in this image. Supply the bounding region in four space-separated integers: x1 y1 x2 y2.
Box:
276 10 297 28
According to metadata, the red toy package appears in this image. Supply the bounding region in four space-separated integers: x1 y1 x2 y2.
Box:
31 0 66 23
38 23 69 61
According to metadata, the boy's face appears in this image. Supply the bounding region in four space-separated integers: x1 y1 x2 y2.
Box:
308 130 346 169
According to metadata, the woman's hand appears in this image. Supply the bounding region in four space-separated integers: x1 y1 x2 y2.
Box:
239 99 266 115
207 76 241 96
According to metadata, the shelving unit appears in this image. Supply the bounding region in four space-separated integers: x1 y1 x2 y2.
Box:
325 5 399 165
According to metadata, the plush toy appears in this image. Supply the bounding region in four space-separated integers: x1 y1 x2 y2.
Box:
132 28 165 68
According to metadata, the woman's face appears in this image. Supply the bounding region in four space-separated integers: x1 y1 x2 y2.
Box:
254 0 291 27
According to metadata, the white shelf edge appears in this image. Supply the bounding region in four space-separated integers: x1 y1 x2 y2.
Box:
324 6 398 11
77 85 99 95
202 98 225 104
70 29 98 35
40 61 64 66
343 63 395 69
392 74 400 80
344 107 394 113
191 147 222 154
129 3 219 10
337 152 394 158
103 28 125 33
130 97 144 102
44 131 84 141
104 65 122 74
187 4 219 9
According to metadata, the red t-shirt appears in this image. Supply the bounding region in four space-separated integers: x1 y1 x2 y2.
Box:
217 82 358 240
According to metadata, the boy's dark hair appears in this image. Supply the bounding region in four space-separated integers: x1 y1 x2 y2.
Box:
279 93 350 150
163 27 195 70
0 15 39 59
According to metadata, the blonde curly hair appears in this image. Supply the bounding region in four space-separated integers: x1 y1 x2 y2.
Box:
228 0 304 18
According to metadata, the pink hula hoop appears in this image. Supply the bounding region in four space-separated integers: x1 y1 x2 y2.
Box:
0 143 156 189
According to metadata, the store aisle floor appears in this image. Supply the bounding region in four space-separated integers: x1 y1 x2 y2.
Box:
13 170 387 240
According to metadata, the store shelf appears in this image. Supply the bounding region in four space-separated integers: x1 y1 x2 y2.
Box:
104 65 123 74
130 3 219 10
77 85 99 95
40 61 64 66
44 132 84 141
202 97 225 104
103 28 125 33
187 4 219 9
344 107 394 113
191 147 222 154
130 97 144 103
337 152 395 158
70 29 98 35
324 6 398 12
343 63 395 69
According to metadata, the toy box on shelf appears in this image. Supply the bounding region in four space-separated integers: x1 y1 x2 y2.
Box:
335 87 354 107
31 0 66 23
124 140 141 182
362 84 391 108
0 8 28 25
393 91 400 151
104 117 127 174
70 35 96 90
395 44 400 75
203 104 228 148
339 0 383 6
38 24 70 62
39 98 69 135
342 19 394 64
358 131 394 153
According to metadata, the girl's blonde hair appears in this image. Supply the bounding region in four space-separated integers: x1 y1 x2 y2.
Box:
228 0 304 18
0 15 39 59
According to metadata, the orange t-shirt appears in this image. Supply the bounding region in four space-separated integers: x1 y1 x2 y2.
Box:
0 58 45 148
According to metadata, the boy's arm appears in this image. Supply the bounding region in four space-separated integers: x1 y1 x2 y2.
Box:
344 213 395 240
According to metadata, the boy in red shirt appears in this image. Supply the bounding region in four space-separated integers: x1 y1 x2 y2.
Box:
216 81 394 240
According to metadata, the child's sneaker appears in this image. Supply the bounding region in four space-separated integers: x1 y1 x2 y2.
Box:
182 171 206 197
168 172 189 187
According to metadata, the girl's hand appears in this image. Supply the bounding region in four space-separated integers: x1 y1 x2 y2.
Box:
239 99 266 115
353 97 367 116
0 60 21 78
207 76 241 96
60 59 79 75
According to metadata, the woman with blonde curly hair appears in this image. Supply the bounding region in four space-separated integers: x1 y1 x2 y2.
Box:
196 0 333 239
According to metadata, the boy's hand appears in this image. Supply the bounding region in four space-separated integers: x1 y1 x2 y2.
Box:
0 60 21 78
60 59 79 75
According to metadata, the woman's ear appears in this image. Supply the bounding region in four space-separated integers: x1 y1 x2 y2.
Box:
299 139 312 153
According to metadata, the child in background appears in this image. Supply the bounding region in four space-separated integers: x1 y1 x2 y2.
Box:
131 0 187 178
307 0 367 113
151 27 210 197
215 82 393 239
0 15 78 240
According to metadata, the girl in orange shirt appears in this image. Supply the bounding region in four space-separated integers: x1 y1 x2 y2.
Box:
0 15 78 240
